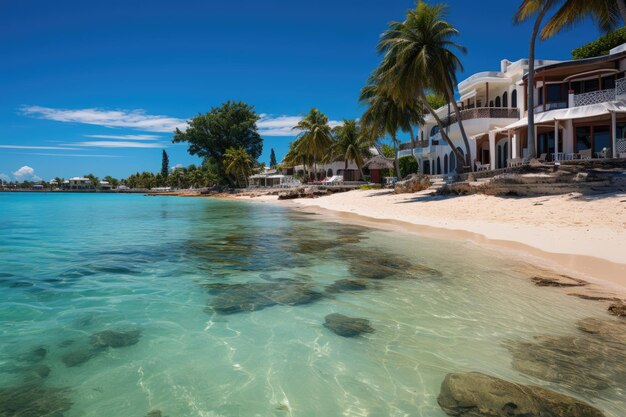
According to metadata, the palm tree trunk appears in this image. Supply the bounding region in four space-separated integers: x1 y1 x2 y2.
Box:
618 0 626 24
527 0 553 159
420 91 466 171
446 84 473 170
392 134 401 179
408 127 420 165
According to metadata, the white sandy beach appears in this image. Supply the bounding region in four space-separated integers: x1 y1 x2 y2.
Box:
241 189 626 292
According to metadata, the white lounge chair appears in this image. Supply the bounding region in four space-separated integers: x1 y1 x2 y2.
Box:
323 175 343 185
578 149 592 160
475 161 489 172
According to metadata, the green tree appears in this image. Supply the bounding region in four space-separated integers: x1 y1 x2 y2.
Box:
541 0 624 40
269 148 278 168
103 176 119 188
161 150 169 179
292 108 334 180
172 101 262 185
399 155 419 178
85 173 99 189
330 120 374 180
426 94 448 110
224 147 253 188
374 1 472 170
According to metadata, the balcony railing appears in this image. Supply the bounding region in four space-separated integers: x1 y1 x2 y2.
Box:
573 88 616 107
440 107 520 128
398 141 429 151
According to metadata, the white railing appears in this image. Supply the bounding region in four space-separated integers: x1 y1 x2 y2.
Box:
617 78 626 96
573 88 616 106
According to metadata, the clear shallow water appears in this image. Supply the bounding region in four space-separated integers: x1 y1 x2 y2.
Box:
0 192 623 417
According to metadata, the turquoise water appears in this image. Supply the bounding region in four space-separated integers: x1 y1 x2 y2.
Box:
0 192 624 417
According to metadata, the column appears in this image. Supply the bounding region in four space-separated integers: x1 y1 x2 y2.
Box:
489 131 496 170
512 133 518 158
554 120 559 162
611 111 617 158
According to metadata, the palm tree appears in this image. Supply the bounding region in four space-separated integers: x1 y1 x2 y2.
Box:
375 1 472 170
360 83 423 178
292 108 334 180
223 146 253 188
541 0 625 39
330 120 374 180
515 0 556 160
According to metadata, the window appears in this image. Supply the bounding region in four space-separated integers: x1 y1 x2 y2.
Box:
538 87 544 105
511 90 517 108
576 127 591 151
489 100 494 107
602 75 616 90
495 96 501 107
547 84 562 102
570 81 582 94
430 125 439 137
594 126 611 153
583 78 599 92
502 92 508 108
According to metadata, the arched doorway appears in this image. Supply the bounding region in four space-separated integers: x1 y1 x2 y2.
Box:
496 139 509 169
502 92 508 108
327 169 333 177
511 90 517 108
444 154 448 173
437 157 441 174
422 160 431 175
449 151 456 173
495 96 501 107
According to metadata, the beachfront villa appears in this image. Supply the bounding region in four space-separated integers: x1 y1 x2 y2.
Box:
400 43 626 174
249 168 291 188
67 177 91 190
283 147 383 182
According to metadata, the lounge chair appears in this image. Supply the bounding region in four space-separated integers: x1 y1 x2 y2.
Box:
537 153 547 163
323 175 343 185
578 149 592 160
475 161 489 172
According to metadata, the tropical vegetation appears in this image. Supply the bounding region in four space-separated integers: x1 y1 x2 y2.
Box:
572 26 626 58
223 146 254 188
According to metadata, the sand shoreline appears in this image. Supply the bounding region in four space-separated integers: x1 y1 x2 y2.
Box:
225 190 626 301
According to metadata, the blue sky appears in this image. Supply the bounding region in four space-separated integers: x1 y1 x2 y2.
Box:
0 0 603 181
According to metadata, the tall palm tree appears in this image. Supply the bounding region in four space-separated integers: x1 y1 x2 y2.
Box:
292 108 334 180
375 1 472 170
360 83 423 178
223 146 253 188
515 0 557 160
541 0 625 39
330 119 374 180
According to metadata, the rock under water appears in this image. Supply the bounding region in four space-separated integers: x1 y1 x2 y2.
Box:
323 313 374 337
504 318 626 395
206 280 324 314
437 372 605 417
90 329 142 348
0 383 72 417
325 279 369 293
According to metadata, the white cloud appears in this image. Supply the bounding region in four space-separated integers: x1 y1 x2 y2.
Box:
0 145 80 150
257 114 342 137
69 141 166 148
12 165 41 181
21 106 188 133
84 134 162 140
18 153 124 158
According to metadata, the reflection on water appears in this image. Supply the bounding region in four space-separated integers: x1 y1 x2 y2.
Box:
0 193 624 417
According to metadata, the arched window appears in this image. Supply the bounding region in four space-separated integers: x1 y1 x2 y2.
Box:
489 100 494 107
511 90 518 108
430 125 439 137
495 96 501 107
449 151 456 172
444 154 448 173
437 157 441 174
502 92 508 108
327 169 333 177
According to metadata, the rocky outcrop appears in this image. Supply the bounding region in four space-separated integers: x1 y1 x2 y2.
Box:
323 313 374 337
394 174 431 194
608 302 626 317
531 275 588 287
277 187 330 200
437 372 605 417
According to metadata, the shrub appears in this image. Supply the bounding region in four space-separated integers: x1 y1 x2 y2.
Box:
399 156 419 178
572 27 626 59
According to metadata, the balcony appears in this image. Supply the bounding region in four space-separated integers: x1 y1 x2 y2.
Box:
536 77 626 112
398 141 429 151
440 107 520 128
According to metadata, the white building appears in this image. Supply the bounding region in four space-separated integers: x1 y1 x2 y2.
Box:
399 44 626 174
67 177 91 190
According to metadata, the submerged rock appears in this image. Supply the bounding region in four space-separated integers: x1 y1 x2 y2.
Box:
146 410 162 417
24 364 51 380
504 319 626 394
437 372 605 417
0 383 72 417
608 302 626 317
325 279 369 294
349 256 412 280
19 346 47 363
323 313 374 337
90 329 142 348
206 281 324 314
530 275 587 287
62 347 99 368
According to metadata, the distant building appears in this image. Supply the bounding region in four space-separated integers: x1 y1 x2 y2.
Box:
68 177 91 190
99 181 112 190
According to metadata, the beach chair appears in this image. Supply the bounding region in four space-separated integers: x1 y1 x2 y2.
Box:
323 175 343 185
537 153 547 163
475 161 489 172
578 149 592 160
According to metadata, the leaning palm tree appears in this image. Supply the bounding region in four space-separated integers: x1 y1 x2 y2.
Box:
223 146 253 188
375 1 472 170
330 120 374 180
360 83 422 178
541 0 625 39
292 108 334 180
